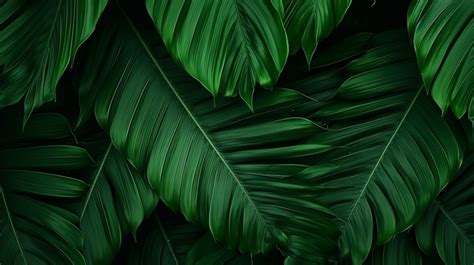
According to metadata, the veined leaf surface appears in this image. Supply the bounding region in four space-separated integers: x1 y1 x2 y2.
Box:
79 139 159 265
416 155 474 265
145 0 288 108
287 30 465 264
0 111 91 265
283 0 352 64
124 210 282 265
76 3 339 263
408 0 473 121
0 0 107 121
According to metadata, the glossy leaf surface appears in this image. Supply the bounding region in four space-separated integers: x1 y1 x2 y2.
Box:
0 111 91 265
0 0 107 121
145 0 288 107
416 155 474 265
77 4 338 263
287 30 465 264
283 0 352 64
408 0 473 121
80 140 159 265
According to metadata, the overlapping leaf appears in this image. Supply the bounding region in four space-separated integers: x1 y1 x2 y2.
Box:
287 30 465 264
124 210 282 265
0 111 91 265
145 0 288 107
79 139 159 264
407 0 473 121
283 0 352 64
416 155 474 265
76 3 339 263
364 233 441 265
0 0 107 121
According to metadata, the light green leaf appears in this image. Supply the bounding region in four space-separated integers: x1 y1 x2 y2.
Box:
287 30 465 265
283 0 352 64
0 0 108 121
76 3 338 263
0 111 91 265
416 155 474 265
145 0 288 108
407 0 473 121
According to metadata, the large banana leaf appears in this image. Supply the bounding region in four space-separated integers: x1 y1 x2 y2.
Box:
0 0 107 121
144 0 288 108
407 0 473 121
123 209 282 265
0 111 92 264
415 154 474 265
76 3 338 264
283 0 352 64
286 30 465 264
79 137 159 265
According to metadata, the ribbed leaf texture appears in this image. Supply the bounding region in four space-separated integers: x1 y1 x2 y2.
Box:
407 0 473 121
144 0 288 107
0 0 107 121
79 140 159 264
364 233 441 265
123 209 282 265
283 0 352 64
416 155 474 265
0 110 91 264
286 30 465 264
76 3 339 264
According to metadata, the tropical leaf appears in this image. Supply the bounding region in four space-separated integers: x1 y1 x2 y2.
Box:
310 32 373 69
286 30 465 264
364 233 442 265
415 154 474 265
407 0 473 121
76 3 339 264
123 209 282 265
283 0 352 64
144 0 288 108
0 110 92 265
0 0 108 121
79 138 159 265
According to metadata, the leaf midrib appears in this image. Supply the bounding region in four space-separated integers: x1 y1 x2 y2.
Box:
39 0 63 85
0 187 28 264
155 213 180 265
434 200 473 246
342 87 423 231
79 143 113 220
118 4 272 234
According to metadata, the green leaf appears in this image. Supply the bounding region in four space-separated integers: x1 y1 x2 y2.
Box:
76 3 338 263
415 155 474 265
145 0 288 108
283 0 352 64
124 211 282 265
79 141 159 265
0 111 91 265
407 0 473 121
364 233 441 265
310 32 373 69
287 30 465 265
0 0 108 121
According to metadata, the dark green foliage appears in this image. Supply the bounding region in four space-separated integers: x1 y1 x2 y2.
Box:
0 0 472 264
